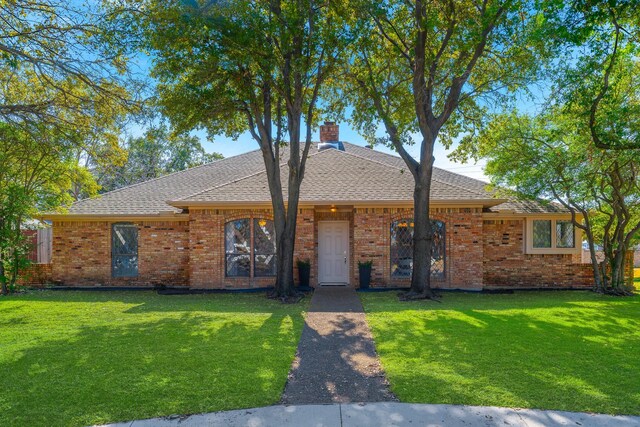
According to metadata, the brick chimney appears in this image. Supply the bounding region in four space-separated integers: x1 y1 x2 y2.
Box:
320 121 339 142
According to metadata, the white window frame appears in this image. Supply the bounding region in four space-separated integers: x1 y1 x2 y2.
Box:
525 217 581 254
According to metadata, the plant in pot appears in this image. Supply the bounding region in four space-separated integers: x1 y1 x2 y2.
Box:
358 260 373 289
296 258 311 288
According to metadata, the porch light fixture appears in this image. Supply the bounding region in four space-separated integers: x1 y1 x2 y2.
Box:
258 219 267 227
330 206 337 213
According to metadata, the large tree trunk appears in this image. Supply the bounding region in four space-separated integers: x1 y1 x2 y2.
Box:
271 188 301 299
404 145 437 299
409 178 435 297
268 115 306 300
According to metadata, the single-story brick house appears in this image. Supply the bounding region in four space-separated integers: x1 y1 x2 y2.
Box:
42 123 597 290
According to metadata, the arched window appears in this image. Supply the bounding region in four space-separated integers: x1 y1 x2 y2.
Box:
390 219 445 279
225 218 276 277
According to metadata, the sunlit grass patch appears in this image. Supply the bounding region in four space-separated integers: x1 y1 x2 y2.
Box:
0 291 308 427
361 291 640 415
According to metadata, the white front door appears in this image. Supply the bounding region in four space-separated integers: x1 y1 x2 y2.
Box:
318 221 349 284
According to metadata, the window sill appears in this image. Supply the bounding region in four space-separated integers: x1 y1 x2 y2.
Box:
525 247 580 255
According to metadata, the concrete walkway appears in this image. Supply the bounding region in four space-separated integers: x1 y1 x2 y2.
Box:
280 286 395 404
100 402 640 426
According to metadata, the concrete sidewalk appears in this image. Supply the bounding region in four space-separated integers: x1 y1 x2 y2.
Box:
100 402 640 427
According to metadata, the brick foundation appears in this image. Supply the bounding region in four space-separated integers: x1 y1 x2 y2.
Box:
352 208 483 289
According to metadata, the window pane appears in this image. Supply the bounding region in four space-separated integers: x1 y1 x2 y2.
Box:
112 224 138 277
113 224 137 255
225 219 250 254
254 254 276 277
253 219 276 254
556 220 574 248
113 256 138 277
226 254 250 277
254 218 276 277
431 220 446 278
225 219 251 277
391 219 413 278
390 219 445 279
532 220 552 248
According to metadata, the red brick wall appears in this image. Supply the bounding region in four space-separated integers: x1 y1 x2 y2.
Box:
51 220 189 286
18 263 52 286
483 219 594 288
352 207 484 290
294 208 315 286
50 208 622 291
189 209 277 289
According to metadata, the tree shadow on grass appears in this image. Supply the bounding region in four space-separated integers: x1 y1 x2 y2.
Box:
0 298 306 427
282 313 395 404
362 292 640 416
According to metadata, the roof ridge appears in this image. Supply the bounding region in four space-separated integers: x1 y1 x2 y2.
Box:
336 146 488 197
176 146 403 202
322 146 410 171
342 141 489 187
176 144 329 201
74 147 263 202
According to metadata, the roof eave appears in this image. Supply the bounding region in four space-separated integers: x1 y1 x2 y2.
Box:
168 198 507 209
483 211 579 218
40 212 190 221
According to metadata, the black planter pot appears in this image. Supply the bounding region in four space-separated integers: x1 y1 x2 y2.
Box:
358 265 372 289
298 264 311 288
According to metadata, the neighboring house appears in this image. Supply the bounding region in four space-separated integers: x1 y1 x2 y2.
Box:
42 122 597 290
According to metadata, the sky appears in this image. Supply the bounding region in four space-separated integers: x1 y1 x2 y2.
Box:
197 125 489 182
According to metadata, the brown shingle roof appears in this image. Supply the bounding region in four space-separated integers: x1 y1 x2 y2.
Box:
53 141 561 217
174 148 491 205
487 199 570 214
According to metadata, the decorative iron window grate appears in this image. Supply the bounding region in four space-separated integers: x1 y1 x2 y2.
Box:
390 219 445 279
112 223 138 277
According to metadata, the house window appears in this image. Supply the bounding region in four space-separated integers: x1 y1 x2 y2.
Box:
112 223 138 277
526 218 579 254
532 220 552 248
225 218 276 277
390 219 445 279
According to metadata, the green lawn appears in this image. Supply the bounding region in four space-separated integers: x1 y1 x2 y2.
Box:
361 291 640 415
0 291 308 427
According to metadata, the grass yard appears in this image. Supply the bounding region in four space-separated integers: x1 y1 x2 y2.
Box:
0 291 308 427
361 291 640 415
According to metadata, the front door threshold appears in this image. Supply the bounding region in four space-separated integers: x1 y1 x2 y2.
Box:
318 282 349 287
